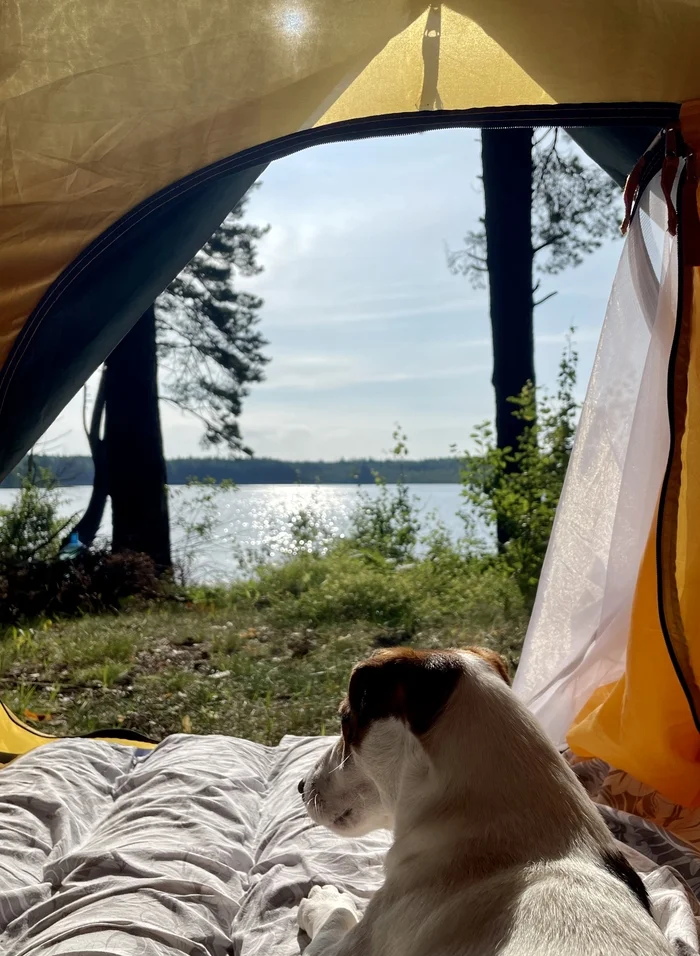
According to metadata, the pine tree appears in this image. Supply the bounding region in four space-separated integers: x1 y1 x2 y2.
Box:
448 129 621 544
156 193 270 452
70 192 270 566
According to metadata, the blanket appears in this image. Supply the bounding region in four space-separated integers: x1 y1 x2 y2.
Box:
0 735 696 954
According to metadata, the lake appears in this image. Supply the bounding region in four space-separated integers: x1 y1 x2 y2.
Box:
0 484 470 583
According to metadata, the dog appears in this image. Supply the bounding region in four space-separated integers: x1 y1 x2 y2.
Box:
297 647 676 955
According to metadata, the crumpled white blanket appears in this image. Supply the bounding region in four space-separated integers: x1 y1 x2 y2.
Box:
0 734 696 955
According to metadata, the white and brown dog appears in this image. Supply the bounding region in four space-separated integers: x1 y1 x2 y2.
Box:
297 647 675 956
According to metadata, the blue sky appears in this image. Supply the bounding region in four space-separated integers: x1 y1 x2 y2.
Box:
42 128 621 461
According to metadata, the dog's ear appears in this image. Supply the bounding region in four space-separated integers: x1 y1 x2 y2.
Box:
344 648 462 742
465 646 511 685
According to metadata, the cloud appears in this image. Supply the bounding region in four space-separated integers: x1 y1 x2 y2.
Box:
535 326 601 346
256 352 491 392
261 295 483 329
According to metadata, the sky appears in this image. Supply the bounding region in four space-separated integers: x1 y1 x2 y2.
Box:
40 129 622 462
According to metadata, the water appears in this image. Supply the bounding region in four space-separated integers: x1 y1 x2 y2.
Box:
0 484 469 583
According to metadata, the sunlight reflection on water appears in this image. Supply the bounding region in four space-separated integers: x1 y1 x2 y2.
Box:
0 483 472 583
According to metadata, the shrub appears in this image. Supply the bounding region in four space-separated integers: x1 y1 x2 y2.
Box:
0 550 165 625
227 539 527 666
348 427 421 563
0 460 168 624
0 460 72 567
460 335 579 600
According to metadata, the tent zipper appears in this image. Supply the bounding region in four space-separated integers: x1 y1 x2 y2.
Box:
233 103 679 173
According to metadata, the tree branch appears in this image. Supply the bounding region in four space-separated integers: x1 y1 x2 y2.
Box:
28 515 77 561
82 386 90 442
535 128 559 187
533 290 558 308
86 369 107 454
532 237 560 255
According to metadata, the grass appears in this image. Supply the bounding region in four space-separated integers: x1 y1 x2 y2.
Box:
0 547 528 744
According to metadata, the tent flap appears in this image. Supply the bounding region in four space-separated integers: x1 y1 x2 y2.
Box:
517 109 700 808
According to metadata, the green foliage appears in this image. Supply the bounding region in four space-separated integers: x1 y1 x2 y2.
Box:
531 129 622 277
0 460 167 624
254 549 418 631
0 460 72 566
217 426 526 657
349 427 421 563
461 336 579 599
447 129 622 295
229 543 526 658
156 191 270 453
0 550 165 625
286 505 335 557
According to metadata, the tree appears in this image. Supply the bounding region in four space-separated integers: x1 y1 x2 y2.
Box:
156 194 270 452
71 193 269 567
461 335 579 597
448 127 621 459
67 372 108 551
478 128 534 463
105 305 171 568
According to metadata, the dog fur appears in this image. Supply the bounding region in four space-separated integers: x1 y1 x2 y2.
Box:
297 647 675 956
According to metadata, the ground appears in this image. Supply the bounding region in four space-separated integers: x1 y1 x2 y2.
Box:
0 553 527 743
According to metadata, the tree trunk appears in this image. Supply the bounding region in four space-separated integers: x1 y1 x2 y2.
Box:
104 305 171 569
62 369 109 549
482 128 535 455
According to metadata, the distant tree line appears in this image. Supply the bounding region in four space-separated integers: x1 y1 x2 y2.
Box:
1 456 461 488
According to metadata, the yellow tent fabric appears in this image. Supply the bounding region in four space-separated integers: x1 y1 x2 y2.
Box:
565 106 700 808
567 514 700 809
0 702 156 768
2 0 698 375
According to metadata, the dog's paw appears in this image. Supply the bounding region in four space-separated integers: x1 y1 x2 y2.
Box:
298 885 359 939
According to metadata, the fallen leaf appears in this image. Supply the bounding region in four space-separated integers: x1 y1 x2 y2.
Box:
24 709 52 722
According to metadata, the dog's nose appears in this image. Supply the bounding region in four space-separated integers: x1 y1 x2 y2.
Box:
298 777 306 795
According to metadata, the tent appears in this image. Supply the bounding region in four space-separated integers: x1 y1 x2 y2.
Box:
2 1 700 806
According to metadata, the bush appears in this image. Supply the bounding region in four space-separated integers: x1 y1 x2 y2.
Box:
0 460 72 566
214 422 528 665
460 335 579 600
283 550 418 631
349 427 421 563
0 550 166 625
0 460 168 624
226 541 527 667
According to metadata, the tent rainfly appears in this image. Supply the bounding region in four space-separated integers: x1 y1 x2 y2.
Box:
3 1 700 804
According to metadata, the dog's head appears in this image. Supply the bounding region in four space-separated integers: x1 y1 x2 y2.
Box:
298 646 510 836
